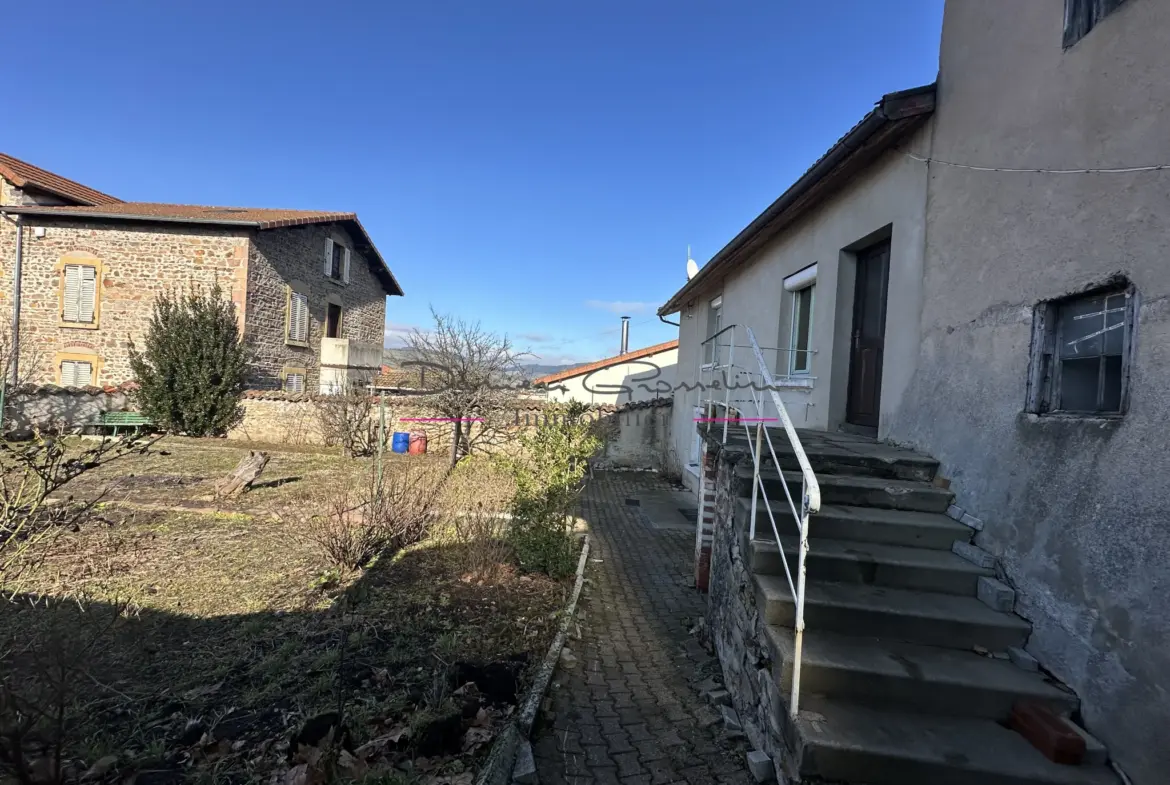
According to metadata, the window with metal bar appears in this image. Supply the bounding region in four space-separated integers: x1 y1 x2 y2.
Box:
704 296 723 366
1027 287 1135 415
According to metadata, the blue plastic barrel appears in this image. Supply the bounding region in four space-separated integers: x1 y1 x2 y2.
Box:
391 432 410 454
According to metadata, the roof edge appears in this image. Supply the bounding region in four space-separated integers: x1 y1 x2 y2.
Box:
658 82 936 316
534 339 680 385
0 205 404 298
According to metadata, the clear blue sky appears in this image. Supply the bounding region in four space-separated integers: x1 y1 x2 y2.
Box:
5 1 943 366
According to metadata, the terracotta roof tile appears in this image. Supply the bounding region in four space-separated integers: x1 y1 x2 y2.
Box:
2 201 355 228
0 152 122 206
534 339 679 385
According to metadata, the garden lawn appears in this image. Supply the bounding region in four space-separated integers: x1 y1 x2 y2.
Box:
1 438 565 785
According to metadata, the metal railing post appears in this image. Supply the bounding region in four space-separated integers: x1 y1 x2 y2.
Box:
790 497 811 719
722 331 735 443
749 420 762 542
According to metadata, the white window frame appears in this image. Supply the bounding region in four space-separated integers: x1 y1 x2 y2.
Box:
703 296 723 368
783 264 817 376
788 285 815 375
324 238 351 283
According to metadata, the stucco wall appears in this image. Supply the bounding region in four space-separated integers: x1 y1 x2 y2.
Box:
670 127 932 488
546 348 678 406
0 210 248 386
246 223 387 390
886 2 1170 782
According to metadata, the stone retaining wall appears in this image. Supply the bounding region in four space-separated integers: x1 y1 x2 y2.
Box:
704 438 791 779
4 385 132 438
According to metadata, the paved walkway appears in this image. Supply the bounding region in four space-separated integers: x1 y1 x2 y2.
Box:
532 471 753 785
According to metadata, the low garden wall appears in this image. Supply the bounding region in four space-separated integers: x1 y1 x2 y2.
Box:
3 384 133 438
229 391 673 470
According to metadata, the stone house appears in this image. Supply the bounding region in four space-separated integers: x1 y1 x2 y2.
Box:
659 1 1165 783
0 153 402 393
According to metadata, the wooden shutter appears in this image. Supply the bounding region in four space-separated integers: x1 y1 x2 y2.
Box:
324 238 334 277
62 265 81 322
288 291 309 343
342 247 351 283
60 360 92 387
78 266 97 323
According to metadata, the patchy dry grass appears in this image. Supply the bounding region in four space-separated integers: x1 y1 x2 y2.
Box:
1 438 561 785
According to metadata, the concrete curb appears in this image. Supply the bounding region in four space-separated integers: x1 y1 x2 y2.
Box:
475 534 592 785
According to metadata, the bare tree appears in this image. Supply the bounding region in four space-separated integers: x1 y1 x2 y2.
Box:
405 308 528 469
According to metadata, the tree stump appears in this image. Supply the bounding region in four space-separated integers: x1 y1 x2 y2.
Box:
215 451 270 499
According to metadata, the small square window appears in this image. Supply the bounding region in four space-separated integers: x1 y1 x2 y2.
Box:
1027 286 1135 415
283 370 306 393
60 359 94 387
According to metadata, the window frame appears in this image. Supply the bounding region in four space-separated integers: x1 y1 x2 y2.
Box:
285 283 311 347
324 237 352 284
325 301 343 339
703 295 723 368
55 351 100 387
1064 0 1128 49
281 365 308 394
788 284 815 376
56 255 102 329
1026 285 1137 416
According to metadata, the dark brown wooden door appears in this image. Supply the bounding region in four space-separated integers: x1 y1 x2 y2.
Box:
846 240 890 428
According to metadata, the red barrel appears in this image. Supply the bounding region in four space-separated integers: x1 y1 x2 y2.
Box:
408 432 428 455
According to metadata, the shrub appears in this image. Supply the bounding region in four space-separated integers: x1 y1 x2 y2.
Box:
505 402 601 577
316 387 376 457
306 462 446 570
129 285 249 436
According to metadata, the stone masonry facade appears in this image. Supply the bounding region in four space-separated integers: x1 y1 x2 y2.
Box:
0 214 248 386
0 174 388 389
247 222 386 391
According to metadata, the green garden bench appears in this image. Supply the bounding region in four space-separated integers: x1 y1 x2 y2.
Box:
88 411 154 436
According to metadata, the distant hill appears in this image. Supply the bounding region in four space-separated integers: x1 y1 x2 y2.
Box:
382 347 576 380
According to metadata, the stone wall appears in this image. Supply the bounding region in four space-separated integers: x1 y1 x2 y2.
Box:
4 384 132 438
0 215 248 386
247 224 387 391
704 439 790 780
228 392 674 468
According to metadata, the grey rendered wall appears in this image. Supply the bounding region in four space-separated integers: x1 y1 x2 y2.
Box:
669 128 932 484
886 2 1170 782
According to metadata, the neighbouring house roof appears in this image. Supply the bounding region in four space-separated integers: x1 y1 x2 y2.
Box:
2 200 404 296
534 339 680 386
658 83 936 316
372 367 434 390
0 152 123 206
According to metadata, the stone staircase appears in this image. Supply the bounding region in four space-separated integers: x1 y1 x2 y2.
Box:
726 429 1117 785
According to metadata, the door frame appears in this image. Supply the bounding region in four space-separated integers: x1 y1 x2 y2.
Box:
845 239 891 430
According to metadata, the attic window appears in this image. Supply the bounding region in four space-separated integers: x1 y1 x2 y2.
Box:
1027 285 1136 415
1064 0 1128 48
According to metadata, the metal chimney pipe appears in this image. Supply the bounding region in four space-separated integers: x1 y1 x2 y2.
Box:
620 316 630 355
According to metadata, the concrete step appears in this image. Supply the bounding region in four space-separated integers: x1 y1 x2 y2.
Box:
762 627 1077 720
736 465 954 513
789 698 1118 785
734 497 970 551
723 430 939 482
749 537 992 596
755 575 1031 651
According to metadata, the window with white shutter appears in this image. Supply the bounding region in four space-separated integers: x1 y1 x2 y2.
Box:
283 371 306 393
61 264 98 325
342 247 351 283
59 360 93 387
287 289 310 345
324 237 335 277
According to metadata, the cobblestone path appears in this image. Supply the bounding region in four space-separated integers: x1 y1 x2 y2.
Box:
532 471 753 785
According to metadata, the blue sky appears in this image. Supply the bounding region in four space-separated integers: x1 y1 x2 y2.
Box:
5 1 943 365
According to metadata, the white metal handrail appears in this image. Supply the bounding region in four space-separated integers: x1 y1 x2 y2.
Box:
694 324 820 719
